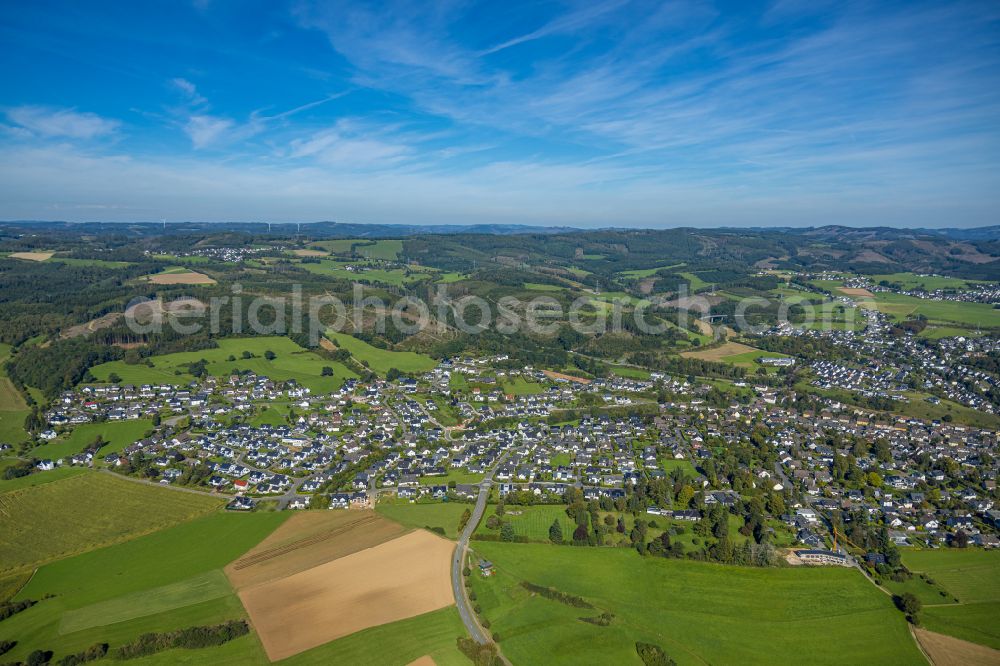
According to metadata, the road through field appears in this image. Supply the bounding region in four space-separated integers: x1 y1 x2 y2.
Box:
452 451 510 662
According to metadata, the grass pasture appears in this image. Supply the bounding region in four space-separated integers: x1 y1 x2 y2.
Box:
870 293 1000 328
0 511 287 664
299 259 427 286
475 504 574 542
91 336 357 393
59 569 233 634
0 410 29 444
326 332 436 375
502 376 545 395
375 498 470 539
0 462 88 493
469 542 924 665
869 272 990 291
0 343 29 444
50 257 133 269
900 549 1000 650
146 269 216 285
127 606 470 666
680 341 789 370
313 238 362 254
30 418 154 461
618 263 685 278
609 365 652 379
918 324 977 339
354 239 403 260
0 472 223 574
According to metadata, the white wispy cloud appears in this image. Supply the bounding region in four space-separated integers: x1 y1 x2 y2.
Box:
183 115 236 149
171 77 207 105
288 120 412 167
4 106 119 139
477 0 625 56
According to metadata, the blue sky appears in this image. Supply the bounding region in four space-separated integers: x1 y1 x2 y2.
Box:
1 0 998 227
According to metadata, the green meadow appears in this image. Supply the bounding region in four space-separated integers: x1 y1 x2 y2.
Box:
375 498 470 539
918 324 978 339
679 271 712 291
0 472 223 575
0 511 287 664
717 349 791 370
501 376 545 395
151 253 213 264
309 238 408 260
900 549 1000 649
618 263 685 278
354 239 403 260
474 504 575 542
326 332 436 375
468 542 924 665
0 462 88 493
299 259 428 286
869 272 991 291
30 418 155 461
870 293 1000 328
609 365 652 379
660 458 698 476
0 342 29 444
417 468 483 487
91 336 357 393
49 257 133 268
313 238 362 254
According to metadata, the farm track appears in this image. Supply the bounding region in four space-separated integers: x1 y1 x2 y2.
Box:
231 514 381 569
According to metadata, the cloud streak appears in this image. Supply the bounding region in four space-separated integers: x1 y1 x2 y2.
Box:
5 106 119 139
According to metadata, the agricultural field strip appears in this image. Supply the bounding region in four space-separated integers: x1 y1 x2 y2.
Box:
230 514 383 569
58 569 232 634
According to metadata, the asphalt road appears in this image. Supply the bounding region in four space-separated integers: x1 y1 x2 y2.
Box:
451 452 509 649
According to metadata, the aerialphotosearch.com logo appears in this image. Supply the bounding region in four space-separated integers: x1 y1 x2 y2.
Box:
123 282 860 344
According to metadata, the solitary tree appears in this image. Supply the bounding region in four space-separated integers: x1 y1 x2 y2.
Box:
549 519 563 544
264 350 276 361
500 522 516 542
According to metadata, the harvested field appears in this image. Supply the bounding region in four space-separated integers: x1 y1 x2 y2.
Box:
147 270 216 284
292 249 329 257
239 529 454 661
225 510 406 589
914 628 1000 666
406 656 437 666
681 341 757 361
543 369 590 384
8 251 53 261
839 287 875 297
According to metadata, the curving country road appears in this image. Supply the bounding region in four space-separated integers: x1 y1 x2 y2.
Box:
451 452 509 654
